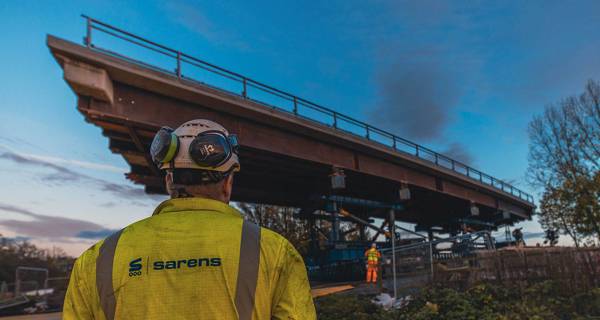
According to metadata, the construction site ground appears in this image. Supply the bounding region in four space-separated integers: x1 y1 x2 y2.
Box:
0 313 61 320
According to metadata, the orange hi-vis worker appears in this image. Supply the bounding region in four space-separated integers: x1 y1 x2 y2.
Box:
364 243 381 283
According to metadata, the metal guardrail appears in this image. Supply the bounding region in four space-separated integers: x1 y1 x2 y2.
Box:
380 230 495 256
0 295 28 310
80 15 534 204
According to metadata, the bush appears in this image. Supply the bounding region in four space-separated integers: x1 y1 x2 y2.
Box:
315 294 388 320
315 281 600 319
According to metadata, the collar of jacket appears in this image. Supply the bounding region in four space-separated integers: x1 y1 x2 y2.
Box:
152 197 241 218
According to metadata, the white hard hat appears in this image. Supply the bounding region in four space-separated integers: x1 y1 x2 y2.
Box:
150 119 240 173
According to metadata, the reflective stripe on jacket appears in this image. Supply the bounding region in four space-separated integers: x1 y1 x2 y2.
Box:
63 198 316 320
365 248 381 265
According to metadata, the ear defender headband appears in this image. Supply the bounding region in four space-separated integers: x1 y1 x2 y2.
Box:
150 126 239 169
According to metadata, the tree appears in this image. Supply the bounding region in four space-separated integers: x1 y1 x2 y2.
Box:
0 234 74 286
538 185 583 246
528 80 600 243
237 203 312 255
237 203 363 256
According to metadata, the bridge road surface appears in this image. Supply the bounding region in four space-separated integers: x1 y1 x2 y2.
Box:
47 20 534 232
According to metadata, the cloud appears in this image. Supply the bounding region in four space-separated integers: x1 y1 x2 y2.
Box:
0 236 31 244
99 201 117 208
24 154 126 174
0 136 45 152
0 148 79 180
375 1 600 112
0 203 118 240
0 148 161 204
442 143 473 165
76 229 117 239
165 1 213 38
163 0 250 51
523 231 546 240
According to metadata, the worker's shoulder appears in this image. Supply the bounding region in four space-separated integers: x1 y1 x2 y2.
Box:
259 226 287 247
75 216 147 263
74 236 107 269
258 226 303 264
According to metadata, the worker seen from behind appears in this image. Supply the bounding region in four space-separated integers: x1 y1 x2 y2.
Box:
63 119 316 320
364 243 381 283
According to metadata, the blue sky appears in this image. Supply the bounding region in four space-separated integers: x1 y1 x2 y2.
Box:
1 1 599 255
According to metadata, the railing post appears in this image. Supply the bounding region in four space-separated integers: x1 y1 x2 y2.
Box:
451 160 455 170
429 240 434 282
242 78 247 98
15 269 20 297
435 153 439 165
366 126 370 139
466 167 470 177
416 145 420 157
176 51 182 78
293 97 298 115
389 209 397 299
479 172 483 183
85 17 92 47
392 137 397 150
333 113 337 128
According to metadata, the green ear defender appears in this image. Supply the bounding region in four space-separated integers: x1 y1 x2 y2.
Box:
150 127 180 164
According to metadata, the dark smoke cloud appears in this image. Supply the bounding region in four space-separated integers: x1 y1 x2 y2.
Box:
369 60 460 141
442 142 474 165
0 203 118 240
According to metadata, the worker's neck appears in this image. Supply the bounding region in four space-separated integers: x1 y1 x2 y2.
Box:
197 193 228 204
173 193 228 204
168 183 230 203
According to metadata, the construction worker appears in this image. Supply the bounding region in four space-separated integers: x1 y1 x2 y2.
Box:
63 119 316 320
364 243 381 283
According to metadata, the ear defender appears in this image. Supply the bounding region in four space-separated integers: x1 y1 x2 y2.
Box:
150 127 179 164
189 132 230 168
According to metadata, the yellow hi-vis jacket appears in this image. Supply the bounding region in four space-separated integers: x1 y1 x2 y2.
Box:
365 248 381 265
63 198 316 320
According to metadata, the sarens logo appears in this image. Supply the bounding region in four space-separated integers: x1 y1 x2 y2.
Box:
129 258 142 277
127 257 221 276
153 257 221 270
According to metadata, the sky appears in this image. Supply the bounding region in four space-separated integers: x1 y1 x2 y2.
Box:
1 0 599 256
